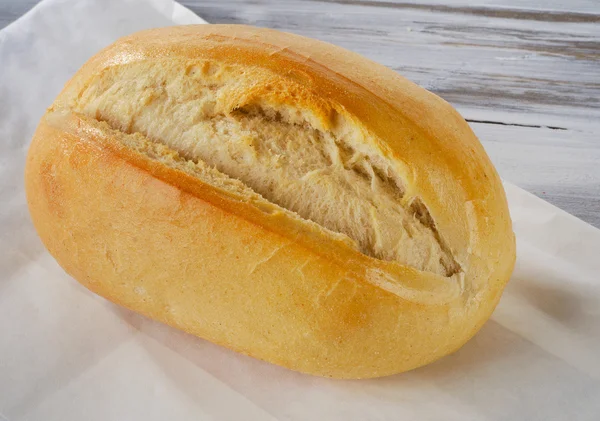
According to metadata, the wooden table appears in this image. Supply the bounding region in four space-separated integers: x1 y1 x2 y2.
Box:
2 0 599 227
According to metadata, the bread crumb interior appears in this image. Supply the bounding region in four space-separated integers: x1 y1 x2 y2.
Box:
72 60 459 276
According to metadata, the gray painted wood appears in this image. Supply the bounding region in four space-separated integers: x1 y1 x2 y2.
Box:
1 0 599 227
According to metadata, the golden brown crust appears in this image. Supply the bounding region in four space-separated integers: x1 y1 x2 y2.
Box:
25 25 515 378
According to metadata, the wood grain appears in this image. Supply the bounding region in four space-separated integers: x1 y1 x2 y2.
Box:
1 0 599 227
0 0 38 29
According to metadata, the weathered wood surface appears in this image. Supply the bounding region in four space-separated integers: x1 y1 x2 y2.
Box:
2 0 599 226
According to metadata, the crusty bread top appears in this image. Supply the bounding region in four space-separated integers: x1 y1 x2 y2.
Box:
48 25 515 305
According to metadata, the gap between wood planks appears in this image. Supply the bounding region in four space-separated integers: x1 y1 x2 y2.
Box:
465 119 567 131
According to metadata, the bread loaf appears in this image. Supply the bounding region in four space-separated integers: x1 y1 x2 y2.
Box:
25 25 515 378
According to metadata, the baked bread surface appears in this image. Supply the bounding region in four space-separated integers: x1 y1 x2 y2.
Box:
25 24 516 378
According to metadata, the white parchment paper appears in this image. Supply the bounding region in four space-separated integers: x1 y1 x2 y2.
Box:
1 1 599 419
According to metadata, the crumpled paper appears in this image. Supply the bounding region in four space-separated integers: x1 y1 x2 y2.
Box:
1 0 599 419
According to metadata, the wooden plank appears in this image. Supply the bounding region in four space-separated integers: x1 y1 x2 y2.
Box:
186 0 600 131
472 123 600 227
347 0 600 14
316 1 600 16
0 0 39 29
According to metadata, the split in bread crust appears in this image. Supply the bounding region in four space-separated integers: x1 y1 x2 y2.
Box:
70 59 459 276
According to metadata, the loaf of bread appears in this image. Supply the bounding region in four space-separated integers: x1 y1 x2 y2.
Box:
25 25 515 378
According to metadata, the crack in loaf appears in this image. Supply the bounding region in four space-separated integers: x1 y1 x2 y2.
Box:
72 59 460 277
